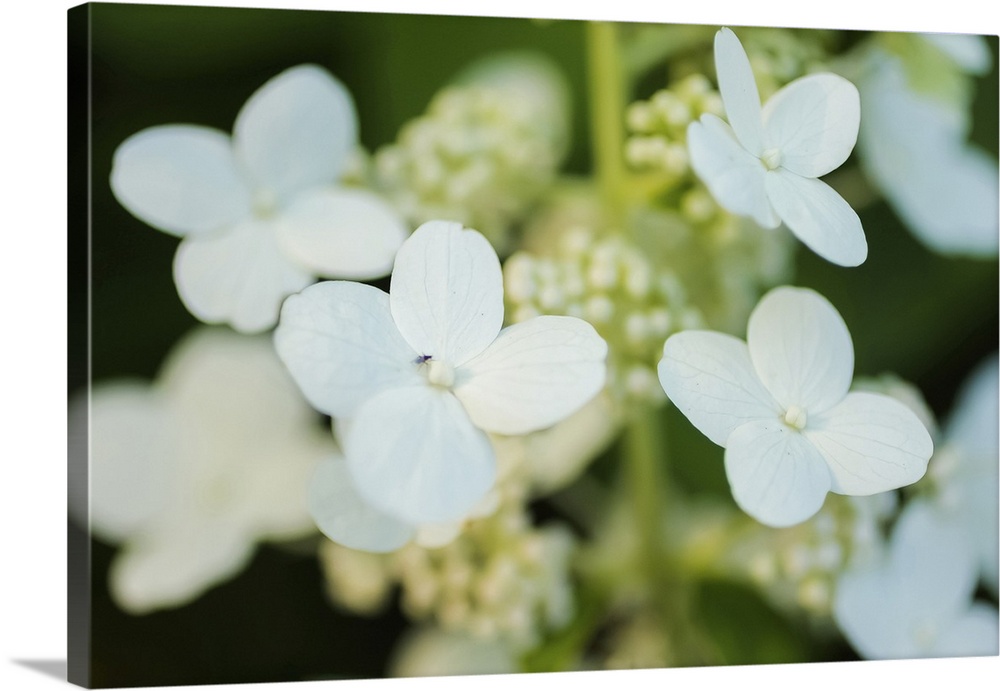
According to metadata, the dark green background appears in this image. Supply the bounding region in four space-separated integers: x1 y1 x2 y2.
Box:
68 3 998 686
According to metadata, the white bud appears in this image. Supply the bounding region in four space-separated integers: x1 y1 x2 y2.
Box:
646 308 672 336
585 295 615 323
796 577 831 612
624 312 649 345
503 254 537 303
538 284 565 310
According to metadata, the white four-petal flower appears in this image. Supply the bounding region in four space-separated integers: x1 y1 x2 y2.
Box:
857 41 999 257
927 353 999 595
110 64 407 333
833 500 999 659
688 28 867 267
68 328 333 613
275 220 608 527
657 286 932 527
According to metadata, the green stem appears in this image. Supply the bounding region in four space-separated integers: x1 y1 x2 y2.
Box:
623 405 667 577
624 406 721 665
585 21 628 222
583 18 723 667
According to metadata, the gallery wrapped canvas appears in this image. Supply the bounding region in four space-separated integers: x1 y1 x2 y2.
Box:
67 2 999 688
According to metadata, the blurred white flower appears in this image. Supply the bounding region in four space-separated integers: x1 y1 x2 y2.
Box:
833 500 999 659
658 286 932 527
275 220 608 526
857 38 999 257
927 353 999 594
69 328 333 613
687 28 866 267
110 65 407 333
923 33 992 74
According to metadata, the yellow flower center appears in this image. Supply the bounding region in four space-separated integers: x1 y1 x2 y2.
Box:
252 188 278 218
760 147 783 171
427 360 456 388
782 404 808 430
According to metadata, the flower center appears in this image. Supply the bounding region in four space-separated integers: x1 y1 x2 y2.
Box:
760 147 783 171
913 620 938 650
252 188 278 218
426 359 456 388
782 405 808 430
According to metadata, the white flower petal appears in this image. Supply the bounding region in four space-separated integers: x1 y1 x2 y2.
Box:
344 386 496 524
762 73 860 178
933 604 1000 658
110 518 254 614
887 129 1000 256
714 27 764 155
658 331 780 447
858 52 999 257
173 219 313 333
765 169 867 266
944 356 1000 595
110 125 250 237
275 187 407 279
944 354 999 460
747 286 854 414
85 328 337 614
687 115 779 228
309 456 414 553
924 33 992 74
724 419 832 527
74 384 178 542
834 562 915 659
236 432 325 541
158 328 314 437
893 146 1000 256
834 500 983 659
454 316 607 436
969 479 1000 596
888 501 977 621
274 281 422 418
806 392 932 495
389 221 504 365
233 65 358 202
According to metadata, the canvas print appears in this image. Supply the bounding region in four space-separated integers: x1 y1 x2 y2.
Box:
67 2 999 688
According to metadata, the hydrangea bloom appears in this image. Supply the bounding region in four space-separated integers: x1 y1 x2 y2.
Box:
925 353 999 594
833 500 999 659
857 38 999 257
275 220 608 527
110 64 407 333
687 28 866 267
68 328 333 613
657 286 932 527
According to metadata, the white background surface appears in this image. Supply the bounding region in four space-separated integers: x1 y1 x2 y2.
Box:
2 1 997 689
